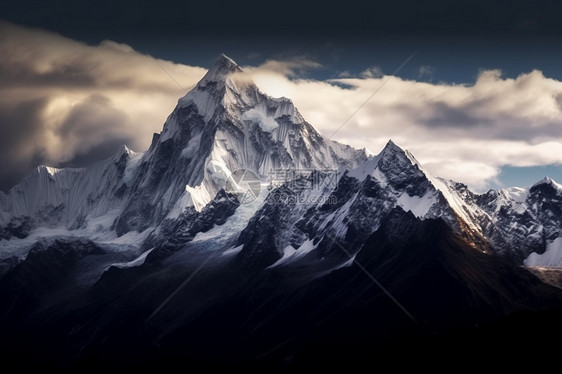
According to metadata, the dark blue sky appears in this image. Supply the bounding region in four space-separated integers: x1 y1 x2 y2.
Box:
3 0 562 83
1 0 562 189
3 0 562 81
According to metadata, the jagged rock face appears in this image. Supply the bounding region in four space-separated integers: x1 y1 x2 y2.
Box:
237 141 473 269
530 182 562 241
0 216 33 240
115 108 214 235
113 54 367 235
467 178 562 260
145 189 240 262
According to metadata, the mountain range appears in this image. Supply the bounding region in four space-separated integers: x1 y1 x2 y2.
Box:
1 54 561 370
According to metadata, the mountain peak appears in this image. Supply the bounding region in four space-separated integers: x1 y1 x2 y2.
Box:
118 144 133 155
347 139 409 181
532 176 562 190
113 144 136 160
378 140 423 169
217 53 238 66
379 139 408 159
200 54 242 84
177 54 250 114
382 139 400 151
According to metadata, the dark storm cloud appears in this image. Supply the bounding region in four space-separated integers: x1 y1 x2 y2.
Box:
58 138 133 168
0 21 206 192
422 111 562 143
51 94 140 166
57 94 128 140
556 94 562 111
0 94 136 191
0 98 49 191
419 101 488 128
0 98 47 150
0 57 97 89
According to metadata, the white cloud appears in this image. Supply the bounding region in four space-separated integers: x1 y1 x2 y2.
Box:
2 21 562 192
360 66 384 78
244 57 321 77
245 64 562 191
417 65 434 79
0 21 206 169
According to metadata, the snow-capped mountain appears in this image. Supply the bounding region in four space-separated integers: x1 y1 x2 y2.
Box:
235 138 562 272
0 54 366 252
0 146 142 254
235 139 487 271
1 54 561 270
115 54 367 237
479 177 562 263
1 54 562 369
420 175 562 265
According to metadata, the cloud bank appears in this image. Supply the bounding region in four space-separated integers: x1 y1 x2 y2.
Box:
248 63 562 190
0 21 206 190
1 21 562 192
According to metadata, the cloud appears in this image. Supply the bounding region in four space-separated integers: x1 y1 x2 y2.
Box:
417 65 434 80
245 57 321 77
239 58 322 98
360 66 384 79
2 21 562 192
246 64 562 191
0 21 206 191
0 97 50 191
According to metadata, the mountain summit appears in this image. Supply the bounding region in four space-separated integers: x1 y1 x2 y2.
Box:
198 53 242 83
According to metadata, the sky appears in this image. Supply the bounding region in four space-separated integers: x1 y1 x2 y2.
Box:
1 0 562 192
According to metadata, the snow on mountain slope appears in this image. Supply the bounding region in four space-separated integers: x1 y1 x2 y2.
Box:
114 54 367 235
236 140 493 271
0 146 142 239
344 140 498 248
345 141 495 240
0 210 151 260
532 176 562 191
525 237 562 268
475 176 562 259
395 191 439 218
